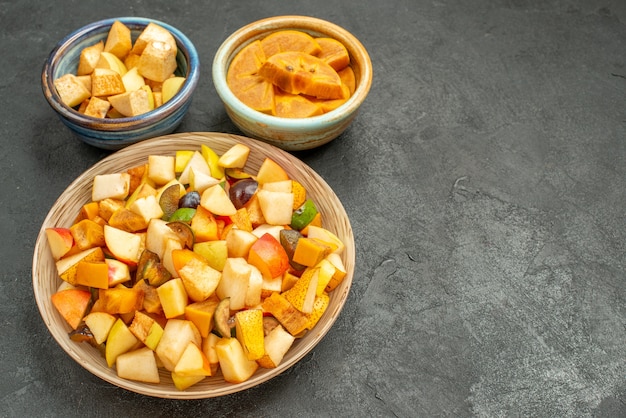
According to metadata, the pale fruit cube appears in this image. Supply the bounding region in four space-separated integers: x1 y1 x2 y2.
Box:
92 172 131 201
54 73 91 108
83 311 116 345
171 372 205 391
129 194 164 223
104 20 132 59
178 151 211 185
215 337 259 384
138 41 177 82
83 96 110 118
215 257 251 310
108 89 152 117
77 40 104 76
132 22 177 55
256 324 295 369
145 218 180 260
91 67 125 96
256 189 294 225
218 144 250 168
157 277 188 318
178 256 222 303
96 51 128 75
45 227 74 260
162 76 186 103
225 228 258 258
105 318 139 367
104 225 142 265
116 347 160 383
148 155 176 185
155 319 201 371
121 67 146 92
256 157 289 185
173 341 212 376
200 184 237 216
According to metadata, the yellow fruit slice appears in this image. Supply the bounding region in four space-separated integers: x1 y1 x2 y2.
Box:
315 37 350 72
259 51 343 100
260 30 321 58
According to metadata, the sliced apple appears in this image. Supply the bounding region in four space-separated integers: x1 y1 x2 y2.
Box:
147 154 176 186
83 311 117 345
256 324 295 369
218 144 250 169
105 318 140 367
215 257 251 310
189 167 221 194
121 66 146 92
215 337 259 384
162 76 186 103
200 184 237 216
104 225 142 265
116 347 160 384
156 277 188 319
45 227 74 260
155 319 201 371
92 172 131 201
175 251 222 303
129 311 164 350
225 228 258 258
256 189 294 225
51 288 92 330
174 341 212 376
193 240 228 271
256 157 289 185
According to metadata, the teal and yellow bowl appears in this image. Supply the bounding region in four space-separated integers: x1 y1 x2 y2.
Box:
212 15 373 151
42 17 200 151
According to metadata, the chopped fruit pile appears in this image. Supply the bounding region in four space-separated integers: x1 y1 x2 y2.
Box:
47 142 348 390
54 21 186 118
227 30 356 118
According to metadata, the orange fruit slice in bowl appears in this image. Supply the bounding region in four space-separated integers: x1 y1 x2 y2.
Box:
274 89 324 118
315 37 350 72
260 30 321 58
259 51 343 100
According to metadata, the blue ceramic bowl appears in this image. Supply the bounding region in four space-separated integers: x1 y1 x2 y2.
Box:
42 17 200 151
212 15 373 151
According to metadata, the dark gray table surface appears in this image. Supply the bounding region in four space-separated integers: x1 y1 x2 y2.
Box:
2 0 625 416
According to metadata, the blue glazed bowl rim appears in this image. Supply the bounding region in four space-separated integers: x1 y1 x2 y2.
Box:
42 17 200 132
211 15 373 130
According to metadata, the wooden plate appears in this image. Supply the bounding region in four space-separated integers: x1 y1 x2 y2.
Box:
32 132 355 398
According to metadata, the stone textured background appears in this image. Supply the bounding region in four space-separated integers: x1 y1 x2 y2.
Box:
1 0 625 416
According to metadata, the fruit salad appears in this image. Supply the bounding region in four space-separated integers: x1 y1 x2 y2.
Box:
46 142 347 390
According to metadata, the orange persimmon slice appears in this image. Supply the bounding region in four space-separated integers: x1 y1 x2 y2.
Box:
274 89 324 118
315 37 350 72
227 40 266 81
259 51 343 100
227 40 275 114
260 30 321 58
230 75 276 115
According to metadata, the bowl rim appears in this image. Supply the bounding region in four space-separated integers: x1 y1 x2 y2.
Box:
212 15 373 127
41 17 200 131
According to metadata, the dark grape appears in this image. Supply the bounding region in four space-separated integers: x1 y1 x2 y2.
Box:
178 191 201 209
229 178 258 209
